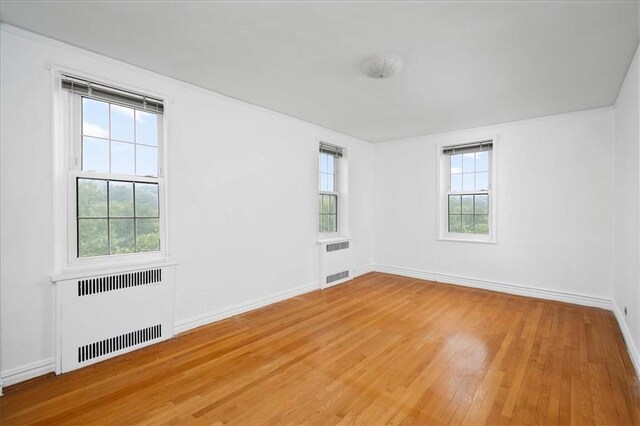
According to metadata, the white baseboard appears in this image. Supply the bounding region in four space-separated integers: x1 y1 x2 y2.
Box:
353 264 375 277
1 358 55 388
612 302 640 377
174 282 319 334
373 264 612 310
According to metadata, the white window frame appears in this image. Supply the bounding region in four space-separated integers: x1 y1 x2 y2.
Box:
52 69 171 271
317 142 348 240
437 137 497 244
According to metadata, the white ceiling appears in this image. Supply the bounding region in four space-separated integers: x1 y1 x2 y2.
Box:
1 1 638 142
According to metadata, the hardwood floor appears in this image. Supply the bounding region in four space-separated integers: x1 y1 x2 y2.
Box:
1 272 639 425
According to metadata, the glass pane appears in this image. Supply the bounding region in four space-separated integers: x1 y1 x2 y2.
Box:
135 183 159 217
475 172 489 191
109 181 134 217
448 195 461 214
462 153 475 173
319 173 328 192
461 195 474 214
110 141 135 175
111 104 134 142
328 214 337 232
77 179 107 217
449 215 462 233
327 155 335 174
450 174 462 192
78 219 108 257
82 98 109 138
135 110 158 146
475 214 489 234
450 154 462 174
462 215 475 233
329 194 337 214
110 219 135 254
326 172 334 192
462 173 475 191
136 145 158 177
320 153 328 174
475 151 489 172
136 218 160 252
474 195 489 215
82 137 109 173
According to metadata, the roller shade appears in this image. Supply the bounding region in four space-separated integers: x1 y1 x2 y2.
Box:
319 142 343 157
442 140 492 155
61 74 164 114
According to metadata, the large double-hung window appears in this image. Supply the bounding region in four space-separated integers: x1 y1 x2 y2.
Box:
439 140 495 242
62 75 165 259
318 143 343 234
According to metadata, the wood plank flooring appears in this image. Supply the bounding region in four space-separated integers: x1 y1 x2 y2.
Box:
1 272 639 425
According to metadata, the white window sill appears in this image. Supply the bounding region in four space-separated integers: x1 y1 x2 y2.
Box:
437 236 497 245
51 257 178 283
317 236 352 244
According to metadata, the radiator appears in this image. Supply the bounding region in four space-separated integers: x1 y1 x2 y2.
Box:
54 265 175 373
318 239 353 289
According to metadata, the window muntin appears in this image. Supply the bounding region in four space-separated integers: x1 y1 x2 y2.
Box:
318 148 340 234
444 143 492 237
74 95 162 258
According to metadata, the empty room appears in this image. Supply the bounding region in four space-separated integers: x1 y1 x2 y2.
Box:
1 0 640 424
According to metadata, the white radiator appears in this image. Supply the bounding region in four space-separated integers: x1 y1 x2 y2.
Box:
318 239 353 289
54 265 175 373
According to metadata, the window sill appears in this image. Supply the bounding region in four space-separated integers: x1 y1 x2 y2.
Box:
317 236 352 244
51 256 178 283
437 236 497 245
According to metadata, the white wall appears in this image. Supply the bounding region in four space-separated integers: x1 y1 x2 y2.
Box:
0 26 375 381
614 44 640 356
374 108 615 301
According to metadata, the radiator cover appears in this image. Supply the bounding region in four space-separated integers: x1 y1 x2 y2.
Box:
54 265 175 373
318 239 353 289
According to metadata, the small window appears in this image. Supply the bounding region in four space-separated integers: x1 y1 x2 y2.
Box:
62 75 164 259
319 143 342 234
440 140 495 242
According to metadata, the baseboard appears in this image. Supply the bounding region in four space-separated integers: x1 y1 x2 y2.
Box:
353 264 375 277
612 302 640 377
373 264 612 310
174 282 319 334
1 358 56 388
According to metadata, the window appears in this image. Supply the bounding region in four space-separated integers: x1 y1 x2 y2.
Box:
439 140 495 242
62 75 164 259
319 143 342 234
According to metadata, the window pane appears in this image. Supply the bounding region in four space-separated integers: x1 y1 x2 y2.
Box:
110 104 134 142
320 153 329 174
135 183 159 217
78 219 108 257
475 214 489 234
136 145 158 177
462 214 474 233
462 173 475 191
461 195 474 214
109 181 134 217
135 110 158 146
319 173 329 192
83 98 109 138
475 172 489 191
319 194 336 214
327 214 337 232
327 155 335 174
448 195 461 214
450 154 462 174
110 219 135 254
475 151 489 172
474 195 489 215
136 218 160 252
110 141 135 175
462 153 475 173
450 174 462 192
449 215 462 233
77 179 107 217
82 137 109 173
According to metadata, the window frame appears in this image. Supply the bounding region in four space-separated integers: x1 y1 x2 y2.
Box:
318 143 347 239
58 73 170 267
437 138 497 244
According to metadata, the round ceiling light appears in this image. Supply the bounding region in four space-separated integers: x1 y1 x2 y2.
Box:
360 55 403 79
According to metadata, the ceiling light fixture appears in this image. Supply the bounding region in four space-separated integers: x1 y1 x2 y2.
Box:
360 55 403 79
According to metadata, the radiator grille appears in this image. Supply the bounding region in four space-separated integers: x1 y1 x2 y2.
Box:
326 241 349 252
77 324 162 363
78 269 161 296
326 270 349 284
